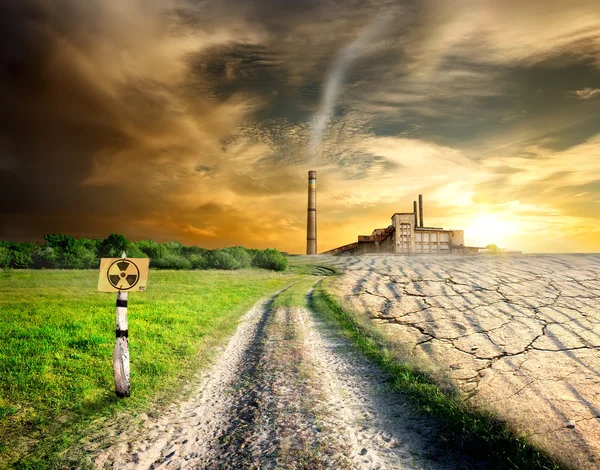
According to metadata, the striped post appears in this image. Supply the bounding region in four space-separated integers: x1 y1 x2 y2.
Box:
114 252 130 397
306 170 317 255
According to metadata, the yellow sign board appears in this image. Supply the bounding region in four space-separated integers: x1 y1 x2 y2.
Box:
98 258 150 292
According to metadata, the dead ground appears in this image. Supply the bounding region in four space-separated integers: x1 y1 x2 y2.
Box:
323 254 600 470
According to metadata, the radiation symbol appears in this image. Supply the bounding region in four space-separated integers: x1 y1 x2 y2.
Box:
106 259 141 291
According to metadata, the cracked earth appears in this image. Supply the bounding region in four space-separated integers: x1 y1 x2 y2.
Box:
322 254 600 469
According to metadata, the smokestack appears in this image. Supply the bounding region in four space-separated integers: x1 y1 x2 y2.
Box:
306 170 317 255
418 194 424 228
413 201 418 227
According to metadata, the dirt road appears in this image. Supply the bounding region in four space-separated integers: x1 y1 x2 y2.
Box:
94 281 472 469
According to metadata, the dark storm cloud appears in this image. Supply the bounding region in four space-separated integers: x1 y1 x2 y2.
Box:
1 0 599 251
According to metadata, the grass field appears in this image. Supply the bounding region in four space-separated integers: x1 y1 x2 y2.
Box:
0 269 300 468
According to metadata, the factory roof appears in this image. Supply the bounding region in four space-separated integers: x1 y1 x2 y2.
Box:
320 242 357 255
358 226 394 243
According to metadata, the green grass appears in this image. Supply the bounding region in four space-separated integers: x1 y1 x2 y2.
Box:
0 269 299 468
270 276 322 309
311 279 567 470
285 258 338 277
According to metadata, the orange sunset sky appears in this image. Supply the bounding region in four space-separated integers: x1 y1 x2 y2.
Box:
0 0 599 253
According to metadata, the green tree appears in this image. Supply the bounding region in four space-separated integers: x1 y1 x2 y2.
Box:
163 241 183 255
42 235 99 268
188 254 209 269
136 240 167 260
94 233 145 259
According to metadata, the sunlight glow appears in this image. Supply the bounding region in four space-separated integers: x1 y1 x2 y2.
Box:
464 213 521 248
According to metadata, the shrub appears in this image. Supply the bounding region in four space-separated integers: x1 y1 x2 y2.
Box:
152 254 192 270
10 249 32 268
121 244 146 259
97 233 146 259
188 254 209 269
135 240 167 260
0 246 11 269
0 242 33 269
31 245 58 268
62 244 98 269
41 235 99 268
223 246 252 269
98 233 130 258
182 245 208 257
0 236 288 272
163 241 183 256
207 250 241 270
252 248 288 271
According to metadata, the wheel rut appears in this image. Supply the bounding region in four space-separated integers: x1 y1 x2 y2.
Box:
95 280 469 469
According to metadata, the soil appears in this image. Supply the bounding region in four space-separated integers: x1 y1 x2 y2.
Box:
94 281 473 469
325 254 600 470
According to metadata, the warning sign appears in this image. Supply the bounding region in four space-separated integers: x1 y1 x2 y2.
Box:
98 258 149 292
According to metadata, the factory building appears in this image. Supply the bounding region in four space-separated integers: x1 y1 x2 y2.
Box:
323 195 467 256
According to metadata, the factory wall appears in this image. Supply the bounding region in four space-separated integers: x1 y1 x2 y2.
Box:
380 230 395 252
415 230 451 253
321 194 469 256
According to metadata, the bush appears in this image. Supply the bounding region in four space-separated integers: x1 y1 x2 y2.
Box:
121 244 146 259
152 254 192 270
0 246 11 269
62 244 98 269
188 254 209 269
0 236 287 272
182 245 208 257
223 246 252 269
97 233 146 259
135 240 167 260
207 250 241 270
98 233 130 258
42 234 98 268
11 250 31 268
252 248 288 271
163 241 183 256
0 242 34 269
31 246 58 268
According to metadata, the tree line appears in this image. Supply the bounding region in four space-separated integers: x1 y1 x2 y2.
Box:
0 234 288 271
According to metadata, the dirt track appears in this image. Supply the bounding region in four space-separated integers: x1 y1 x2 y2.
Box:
324 254 600 469
94 282 472 469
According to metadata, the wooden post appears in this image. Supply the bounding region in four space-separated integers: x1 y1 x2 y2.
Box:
114 252 130 397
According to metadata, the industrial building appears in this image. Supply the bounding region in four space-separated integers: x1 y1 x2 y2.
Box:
304 171 472 256
322 194 470 255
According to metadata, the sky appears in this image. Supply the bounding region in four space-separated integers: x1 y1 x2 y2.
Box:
0 0 599 253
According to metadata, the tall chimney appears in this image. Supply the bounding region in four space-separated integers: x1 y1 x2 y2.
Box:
306 170 317 255
418 194 424 227
413 201 418 227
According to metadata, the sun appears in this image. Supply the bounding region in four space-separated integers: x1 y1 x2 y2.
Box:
465 213 520 248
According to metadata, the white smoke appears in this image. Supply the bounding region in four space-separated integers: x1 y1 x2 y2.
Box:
308 14 390 160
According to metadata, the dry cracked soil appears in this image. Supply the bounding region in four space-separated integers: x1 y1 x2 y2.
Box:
322 254 600 470
93 282 476 469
